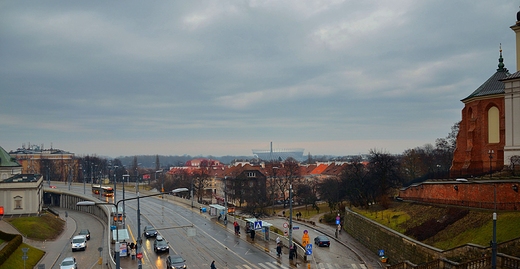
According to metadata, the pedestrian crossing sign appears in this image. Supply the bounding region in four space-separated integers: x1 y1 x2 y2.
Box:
306 244 313 255
254 220 263 230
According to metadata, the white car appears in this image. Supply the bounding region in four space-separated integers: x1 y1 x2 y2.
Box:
60 256 77 269
71 235 87 251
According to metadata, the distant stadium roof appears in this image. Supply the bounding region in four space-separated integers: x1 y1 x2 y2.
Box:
252 148 304 162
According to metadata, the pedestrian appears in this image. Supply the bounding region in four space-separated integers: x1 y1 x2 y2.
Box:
210 260 217 269
130 247 136 260
293 243 297 259
276 242 282 257
250 229 255 241
233 221 239 235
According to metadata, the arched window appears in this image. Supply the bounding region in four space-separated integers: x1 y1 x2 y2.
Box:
488 106 499 143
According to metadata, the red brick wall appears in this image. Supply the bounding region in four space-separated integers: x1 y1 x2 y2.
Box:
399 182 520 210
450 96 505 177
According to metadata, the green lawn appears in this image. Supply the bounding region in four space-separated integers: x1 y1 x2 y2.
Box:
1 243 45 269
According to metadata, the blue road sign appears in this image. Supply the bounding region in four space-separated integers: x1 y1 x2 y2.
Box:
110 225 116 231
379 249 385 257
335 219 340 225
306 244 313 255
254 220 263 230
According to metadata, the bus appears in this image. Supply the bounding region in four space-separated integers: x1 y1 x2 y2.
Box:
92 184 114 197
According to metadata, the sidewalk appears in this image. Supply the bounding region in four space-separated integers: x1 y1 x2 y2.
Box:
0 208 77 269
295 211 383 269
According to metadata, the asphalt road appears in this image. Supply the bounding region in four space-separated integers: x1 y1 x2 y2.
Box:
51 209 106 269
61 183 377 268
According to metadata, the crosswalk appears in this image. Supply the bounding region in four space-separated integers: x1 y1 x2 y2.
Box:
234 262 367 269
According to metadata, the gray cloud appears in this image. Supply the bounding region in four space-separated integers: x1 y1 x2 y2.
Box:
0 1 517 157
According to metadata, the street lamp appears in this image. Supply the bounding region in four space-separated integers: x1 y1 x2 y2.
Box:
77 188 188 269
488 150 494 179
224 176 228 225
475 181 497 269
288 183 293 259
113 166 118 200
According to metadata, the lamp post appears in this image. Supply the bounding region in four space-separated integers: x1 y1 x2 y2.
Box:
488 150 494 179
113 166 118 200
77 188 188 269
491 184 497 269
224 176 227 225
288 183 293 258
122 174 129 225
475 181 497 269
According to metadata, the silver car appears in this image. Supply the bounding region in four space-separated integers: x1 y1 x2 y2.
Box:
71 235 87 251
60 256 77 269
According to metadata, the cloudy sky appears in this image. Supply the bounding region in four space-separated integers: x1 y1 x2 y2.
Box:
0 1 517 158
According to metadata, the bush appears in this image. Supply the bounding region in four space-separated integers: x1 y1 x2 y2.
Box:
0 234 22 265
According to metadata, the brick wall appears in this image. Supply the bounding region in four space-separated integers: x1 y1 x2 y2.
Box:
399 181 520 210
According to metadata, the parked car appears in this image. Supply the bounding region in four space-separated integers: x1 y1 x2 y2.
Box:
143 225 157 238
314 235 330 247
71 235 87 251
166 254 187 269
153 235 169 253
79 229 90 240
59 256 77 269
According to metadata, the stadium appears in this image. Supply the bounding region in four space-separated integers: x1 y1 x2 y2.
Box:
252 146 305 162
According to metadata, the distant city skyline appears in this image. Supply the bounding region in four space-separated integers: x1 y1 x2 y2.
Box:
1 2 517 158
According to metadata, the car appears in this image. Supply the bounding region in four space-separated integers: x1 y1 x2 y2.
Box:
314 235 330 247
143 225 157 238
153 235 169 253
166 254 187 269
59 256 77 269
71 235 87 251
79 229 90 240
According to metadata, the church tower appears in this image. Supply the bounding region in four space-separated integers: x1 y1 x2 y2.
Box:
502 9 520 168
450 50 509 177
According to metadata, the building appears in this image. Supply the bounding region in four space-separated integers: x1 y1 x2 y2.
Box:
0 145 44 216
0 146 22 180
0 174 44 216
252 142 304 162
450 51 509 177
451 9 520 177
9 144 77 182
503 14 520 166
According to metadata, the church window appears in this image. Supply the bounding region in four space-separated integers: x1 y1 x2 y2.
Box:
488 106 499 143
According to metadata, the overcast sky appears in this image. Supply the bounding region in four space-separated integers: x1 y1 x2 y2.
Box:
0 1 517 158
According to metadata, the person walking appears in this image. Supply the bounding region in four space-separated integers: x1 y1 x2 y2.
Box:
210 260 217 269
130 246 136 260
276 242 282 257
250 229 255 241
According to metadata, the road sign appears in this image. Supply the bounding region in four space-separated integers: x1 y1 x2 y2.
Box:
254 220 263 230
136 252 143 259
306 244 313 255
379 249 385 257
293 226 299 230
283 222 288 228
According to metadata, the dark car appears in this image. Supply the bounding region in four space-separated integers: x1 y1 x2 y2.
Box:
314 235 330 247
166 254 187 269
153 235 169 253
143 225 157 238
79 229 90 240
